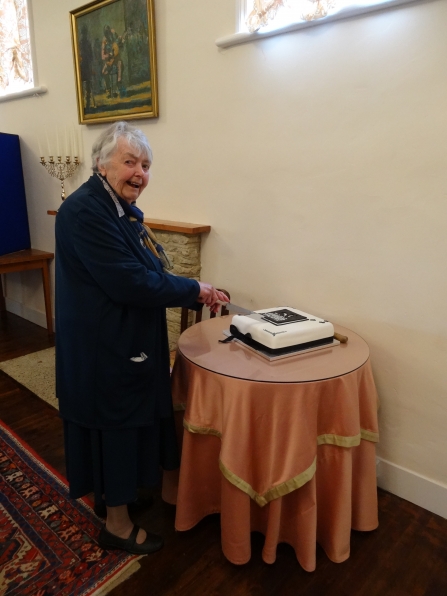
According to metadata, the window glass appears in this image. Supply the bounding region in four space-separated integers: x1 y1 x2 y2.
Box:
0 0 34 97
244 0 414 34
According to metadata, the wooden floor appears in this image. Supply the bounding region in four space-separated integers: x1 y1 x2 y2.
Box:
1 311 447 596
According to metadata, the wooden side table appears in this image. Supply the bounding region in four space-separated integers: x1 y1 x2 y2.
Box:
0 249 54 335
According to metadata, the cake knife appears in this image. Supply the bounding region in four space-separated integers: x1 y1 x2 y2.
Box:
218 301 253 315
217 301 266 320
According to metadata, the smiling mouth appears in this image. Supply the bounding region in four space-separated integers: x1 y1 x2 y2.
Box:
127 181 141 189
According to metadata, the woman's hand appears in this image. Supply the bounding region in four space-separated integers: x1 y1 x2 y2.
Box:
197 283 230 313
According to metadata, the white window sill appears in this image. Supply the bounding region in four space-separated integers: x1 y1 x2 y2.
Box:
0 85 47 104
216 0 419 48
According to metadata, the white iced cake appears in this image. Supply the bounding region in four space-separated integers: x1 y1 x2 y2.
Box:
229 307 334 354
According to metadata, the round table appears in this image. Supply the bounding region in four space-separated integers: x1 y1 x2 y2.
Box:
175 316 370 383
164 316 379 571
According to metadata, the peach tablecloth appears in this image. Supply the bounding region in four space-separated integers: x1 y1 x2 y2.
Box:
163 316 379 571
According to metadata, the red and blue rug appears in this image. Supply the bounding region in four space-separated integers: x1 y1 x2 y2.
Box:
0 419 140 595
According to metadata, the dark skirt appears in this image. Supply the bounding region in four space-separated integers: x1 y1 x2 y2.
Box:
63 416 180 507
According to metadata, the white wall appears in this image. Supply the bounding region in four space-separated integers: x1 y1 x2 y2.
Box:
1 0 446 505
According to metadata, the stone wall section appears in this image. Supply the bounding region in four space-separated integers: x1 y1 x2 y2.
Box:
155 230 201 351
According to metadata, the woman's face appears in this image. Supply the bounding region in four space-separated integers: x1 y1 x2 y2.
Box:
98 138 150 204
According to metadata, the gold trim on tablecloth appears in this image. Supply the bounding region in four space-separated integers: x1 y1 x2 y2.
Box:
183 419 379 506
183 419 222 437
360 429 379 442
173 403 187 411
317 429 379 447
183 419 378 445
219 458 317 507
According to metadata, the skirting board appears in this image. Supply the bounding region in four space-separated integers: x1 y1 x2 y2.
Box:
5 298 53 331
377 457 447 520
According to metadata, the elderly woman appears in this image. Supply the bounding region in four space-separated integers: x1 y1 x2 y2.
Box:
55 121 228 555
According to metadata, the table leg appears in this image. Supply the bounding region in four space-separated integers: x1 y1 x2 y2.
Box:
0 275 5 312
41 262 53 335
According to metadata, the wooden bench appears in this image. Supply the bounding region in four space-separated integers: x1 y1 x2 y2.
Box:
0 249 54 335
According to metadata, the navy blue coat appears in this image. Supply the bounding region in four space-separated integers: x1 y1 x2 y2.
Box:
55 175 200 430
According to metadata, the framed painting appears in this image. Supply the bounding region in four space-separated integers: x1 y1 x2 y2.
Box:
70 0 158 124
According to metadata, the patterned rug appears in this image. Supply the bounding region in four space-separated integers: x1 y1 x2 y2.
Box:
0 419 141 595
0 348 57 409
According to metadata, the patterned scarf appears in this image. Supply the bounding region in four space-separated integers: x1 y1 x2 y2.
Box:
97 173 173 273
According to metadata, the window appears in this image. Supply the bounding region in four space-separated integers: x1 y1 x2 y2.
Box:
0 0 45 101
216 0 419 47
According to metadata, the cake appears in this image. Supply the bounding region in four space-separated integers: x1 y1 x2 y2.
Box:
229 307 334 355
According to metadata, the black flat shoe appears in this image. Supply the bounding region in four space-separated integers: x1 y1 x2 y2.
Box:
94 495 154 519
98 524 163 555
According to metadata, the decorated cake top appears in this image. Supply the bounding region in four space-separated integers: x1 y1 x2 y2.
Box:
230 306 334 352
261 309 308 325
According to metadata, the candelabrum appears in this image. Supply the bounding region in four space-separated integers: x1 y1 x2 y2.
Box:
40 156 81 201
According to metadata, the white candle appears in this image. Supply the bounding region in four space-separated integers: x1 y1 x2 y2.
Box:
72 125 77 157
45 131 51 156
68 126 73 156
37 136 43 158
78 127 83 161
56 128 60 157
64 126 69 157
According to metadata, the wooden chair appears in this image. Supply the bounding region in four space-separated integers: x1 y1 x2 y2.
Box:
180 288 231 334
170 289 231 369
0 249 54 335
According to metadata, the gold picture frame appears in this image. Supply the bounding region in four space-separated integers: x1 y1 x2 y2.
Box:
70 0 158 124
